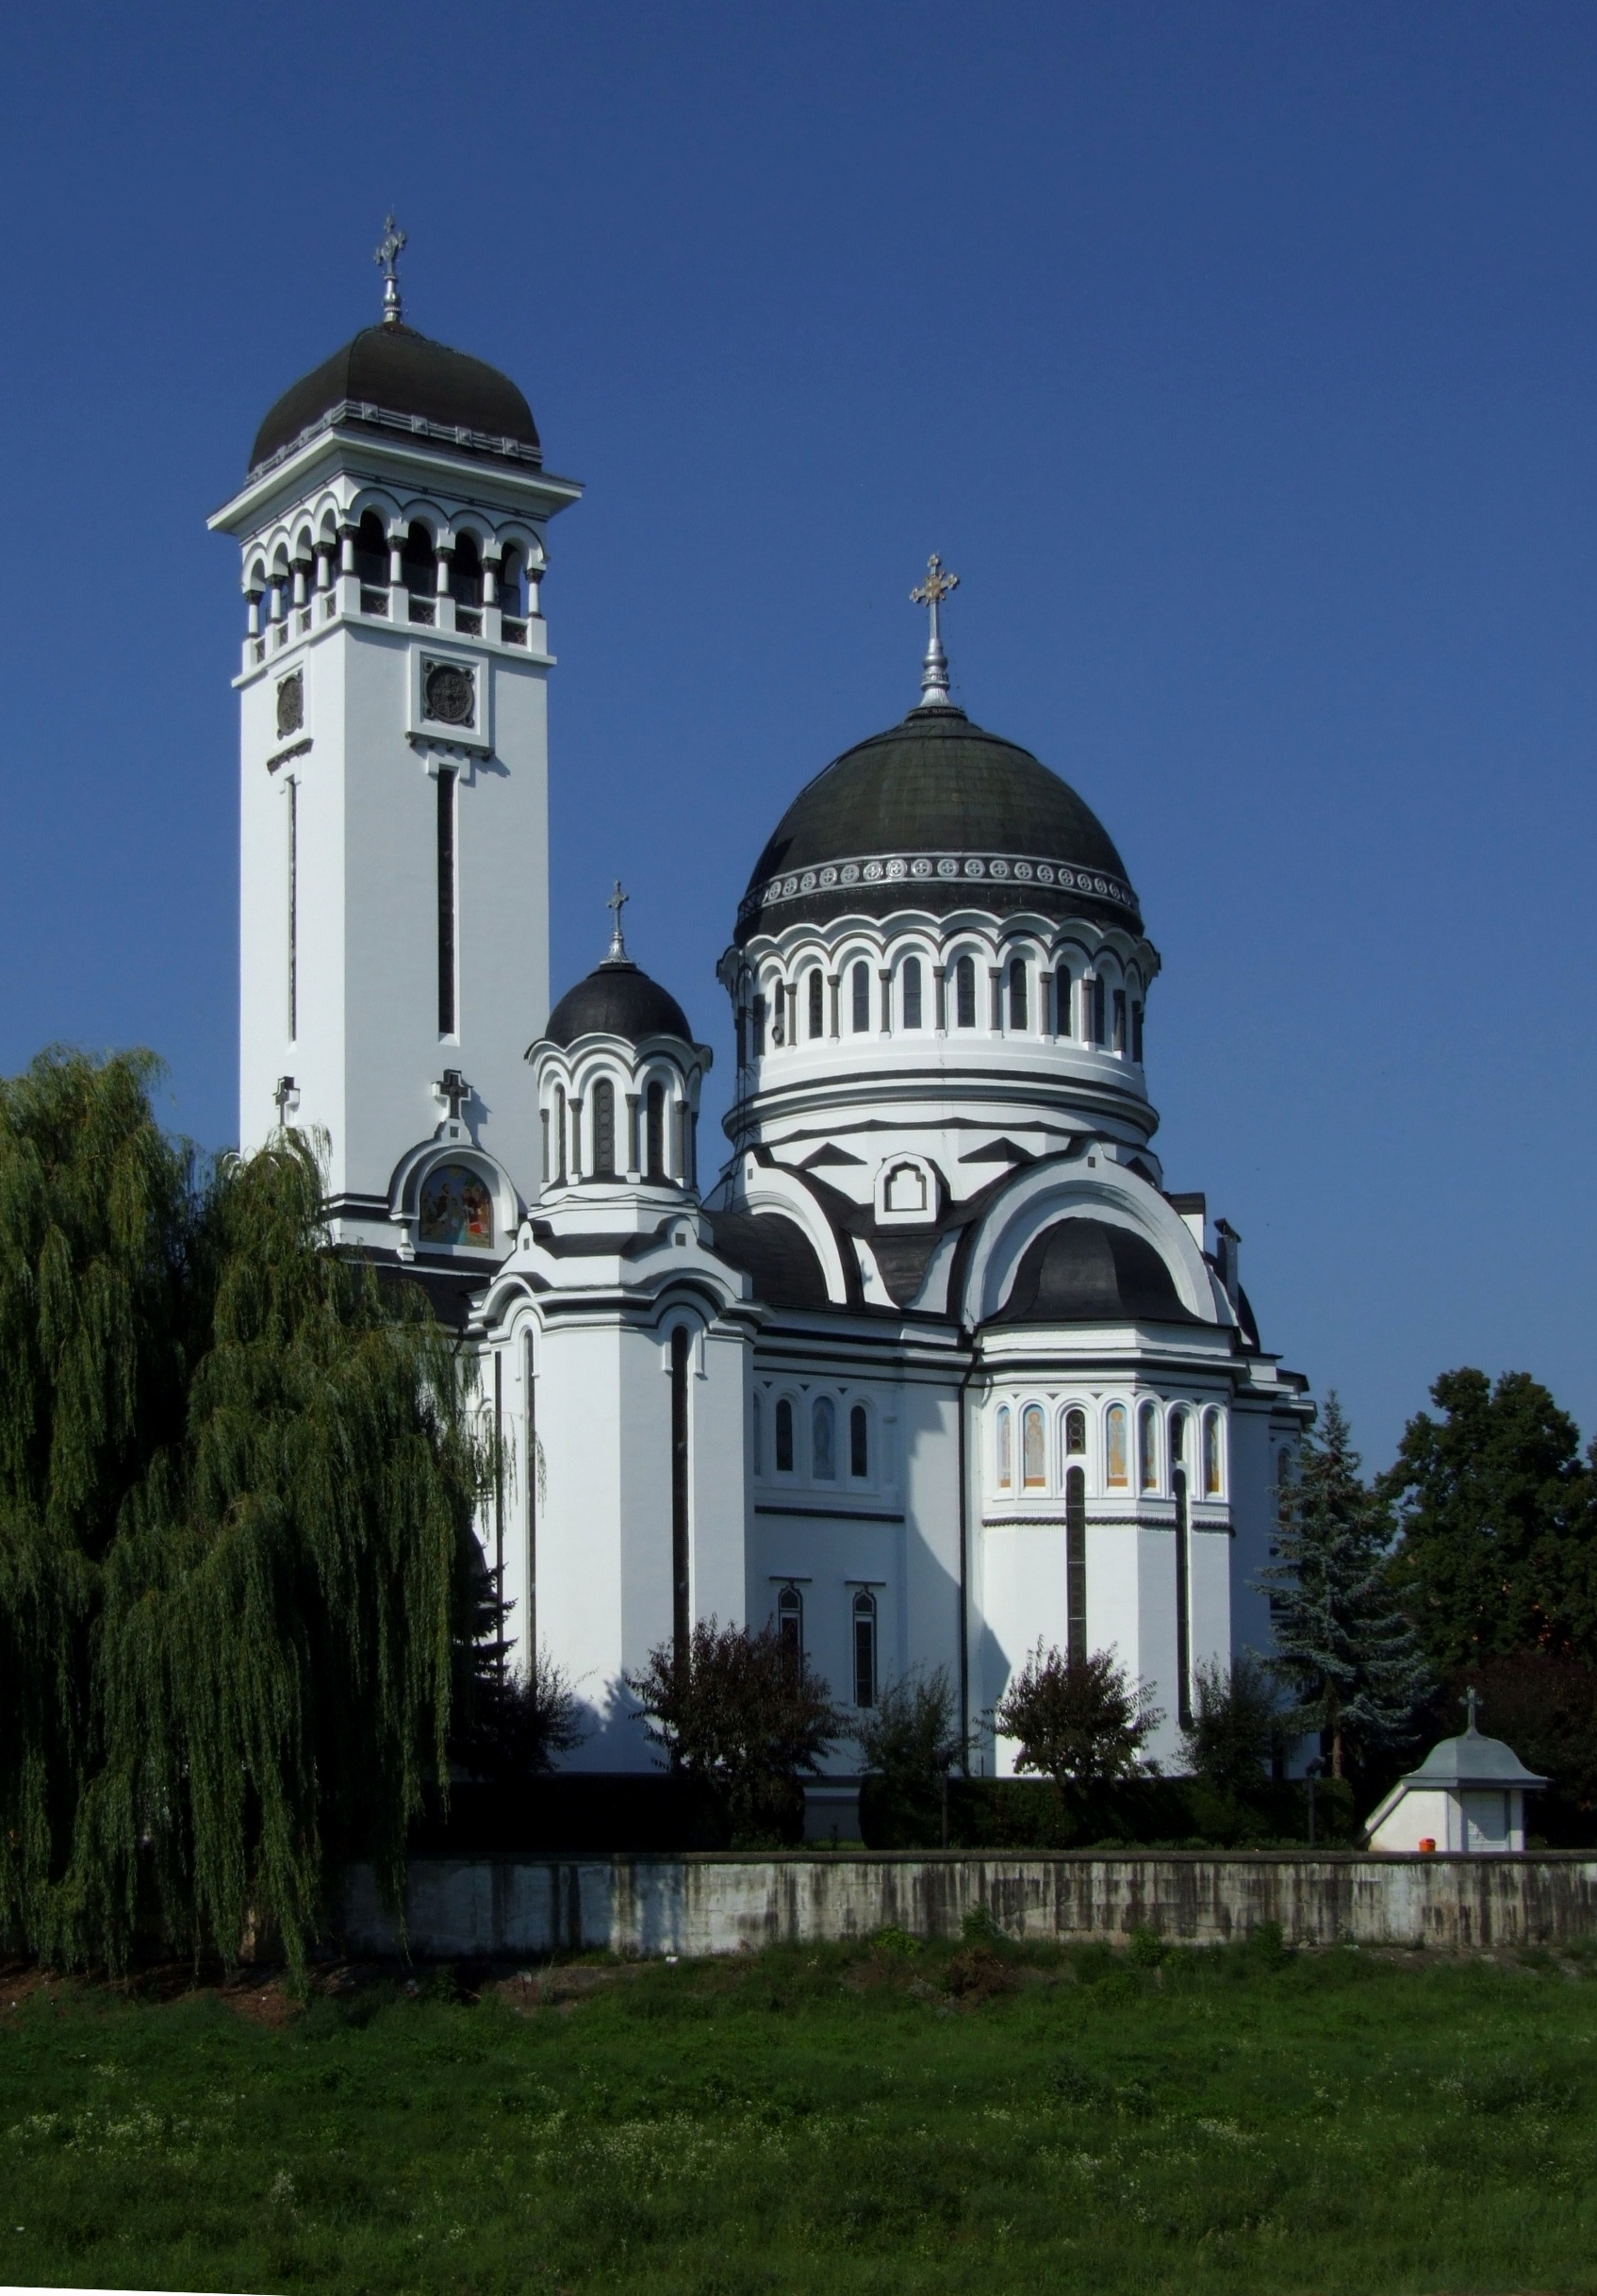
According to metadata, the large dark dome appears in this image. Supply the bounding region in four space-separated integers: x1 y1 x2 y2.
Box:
250 322 540 473
542 957 694 1049
735 702 1139 944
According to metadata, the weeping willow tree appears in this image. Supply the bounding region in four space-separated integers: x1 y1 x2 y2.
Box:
0 1049 487 1973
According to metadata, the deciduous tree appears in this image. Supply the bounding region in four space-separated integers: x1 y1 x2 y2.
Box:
993 1645 1160 1789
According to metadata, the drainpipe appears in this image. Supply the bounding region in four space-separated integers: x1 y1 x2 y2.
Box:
956 1341 977 1771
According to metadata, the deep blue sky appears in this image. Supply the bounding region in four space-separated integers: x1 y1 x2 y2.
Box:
3 4 1594 1471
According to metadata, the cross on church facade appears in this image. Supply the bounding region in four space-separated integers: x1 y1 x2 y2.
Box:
436 1067 470 1122
374 214 407 324
910 553 959 707
274 1075 296 1125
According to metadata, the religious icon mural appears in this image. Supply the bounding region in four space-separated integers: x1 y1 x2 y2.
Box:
419 1162 494 1247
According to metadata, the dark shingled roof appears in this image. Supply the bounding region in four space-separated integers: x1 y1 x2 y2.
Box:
543 958 693 1049
992 1216 1198 1326
250 323 539 472
735 702 1139 944
708 1212 830 1310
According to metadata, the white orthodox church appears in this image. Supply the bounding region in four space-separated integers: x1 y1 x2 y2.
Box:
212 234 1312 1800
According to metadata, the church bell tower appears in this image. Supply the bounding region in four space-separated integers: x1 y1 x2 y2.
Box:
210 221 581 1275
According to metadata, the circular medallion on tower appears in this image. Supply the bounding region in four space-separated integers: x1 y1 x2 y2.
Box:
422 660 476 729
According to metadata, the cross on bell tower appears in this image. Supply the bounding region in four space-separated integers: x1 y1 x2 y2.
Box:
911 553 960 709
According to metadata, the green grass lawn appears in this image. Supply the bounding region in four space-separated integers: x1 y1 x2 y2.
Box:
3 1926 1596 2294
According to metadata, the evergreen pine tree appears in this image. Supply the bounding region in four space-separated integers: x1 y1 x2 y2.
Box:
1259 1394 1431 1777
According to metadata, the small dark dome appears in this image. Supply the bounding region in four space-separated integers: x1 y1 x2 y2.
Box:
993 1217 1197 1326
707 1211 829 1310
735 702 1139 945
250 322 539 472
543 957 693 1049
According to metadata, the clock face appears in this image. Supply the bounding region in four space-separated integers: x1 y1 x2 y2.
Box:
275 671 305 739
423 661 475 728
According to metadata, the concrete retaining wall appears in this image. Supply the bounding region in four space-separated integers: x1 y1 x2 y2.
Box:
340 1851 1597 1959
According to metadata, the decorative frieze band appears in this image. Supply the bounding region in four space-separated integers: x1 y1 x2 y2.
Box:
738 851 1140 928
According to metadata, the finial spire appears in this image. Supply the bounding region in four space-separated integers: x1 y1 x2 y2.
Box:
605 879 631 962
374 213 407 325
1462 1685 1483 1735
910 553 960 709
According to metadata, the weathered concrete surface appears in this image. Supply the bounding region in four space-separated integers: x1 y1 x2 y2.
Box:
340 1851 1597 1958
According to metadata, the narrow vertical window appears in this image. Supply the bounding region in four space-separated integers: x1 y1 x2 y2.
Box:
670 1326 690 1667
851 961 870 1032
1139 1400 1160 1491
996 1405 1013 1491
1064 1406 1086 1457
1066 1465 1087 1665
1132 1001 1144 1062
1204 1409 1224 1497
778 1584 803 1658
735 1006 747 1067
902 957 923 1029
1112 990 1127 1054
524 1327 537 1654
775 1396 795 1474
812 1396 836 1479
592 1078 616 1178
1022 1403 1045 1489
751 1391 764 1475
436 768 457 1034
1105 1402 1129 1488
1092 975 1106 1046
646 1082 665 1181
1174 1463 1192 1728
849 1402 868 1478
1055 966 1073 1037
1008 957 1028 1031
955 953 976 1028
808 967 824 1039
852 1592 877 1708
286 776 298 1041
753 996 766 1056
554 1085 568 1185
1170 1408 1189 1476
540 1108 551 1184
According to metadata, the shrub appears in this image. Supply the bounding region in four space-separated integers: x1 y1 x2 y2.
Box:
625 1618 843 1846
852 1664 962 1843
1180 1654 1281 1796
994 1644 1161 1788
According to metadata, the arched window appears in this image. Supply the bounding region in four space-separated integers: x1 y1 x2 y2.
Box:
591 1078 616 1178
451 531 483 608
1112 989 1127 1054
902 957 923 1029
419 1162 494 1247
1065 1465 1087 1663
775 1396 795 1474
812 1396 836 1480
996 1405 1013 1491
1138 1400 1160 1491
1132 1001 1144 1062
1169 1408 1189 1475
1022 1403 1045 1489
752 995 767 1057
1064 1406 1086 1457
646 1082 666 1181
851 960 870 1032
1055 965 1074 1037
1105 1402 1129 1488
353 510 388 591
499 546 525 618
1008 957 1029 1031
402 520 437 598
554 1085 568 1185
852 1592 878 1708
778 1583 803 1658
751 1390 764 1476
849 1403 868 1478
807 967 824 1039
955 953 977 1029
1203 1409 1224 1497
1092 975 1107 1046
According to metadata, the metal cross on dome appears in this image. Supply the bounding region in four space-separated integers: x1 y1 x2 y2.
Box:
606 879 631 961
374 214 407 325
1461 1684 1484 1733
911 553 960 708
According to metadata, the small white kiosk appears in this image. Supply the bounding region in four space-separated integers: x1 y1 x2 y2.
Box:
1362 1693 1548 1855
